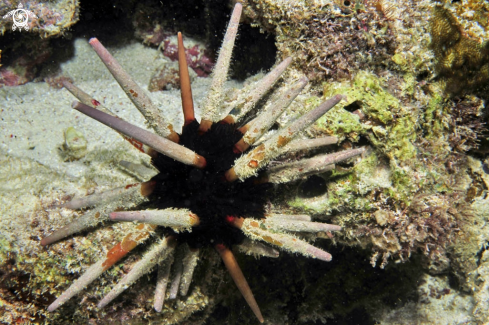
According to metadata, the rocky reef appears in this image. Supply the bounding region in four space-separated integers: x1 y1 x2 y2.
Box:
0 0 79 38
0 0 79 86
1 0 489 324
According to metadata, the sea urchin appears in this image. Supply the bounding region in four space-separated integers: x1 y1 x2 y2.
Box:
41 3 365 322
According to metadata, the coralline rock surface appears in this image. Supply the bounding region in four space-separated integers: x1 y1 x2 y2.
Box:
241 0 489 323
0 0 79 38
242 0 398 82
0 0 80 87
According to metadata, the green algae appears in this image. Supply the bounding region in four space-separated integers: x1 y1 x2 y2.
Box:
321 71 400 125
423 88 449 139
304 72 419 209
317 71 418 164
288 150 382 214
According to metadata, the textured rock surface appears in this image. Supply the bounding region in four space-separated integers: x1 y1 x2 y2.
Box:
0 0 79 38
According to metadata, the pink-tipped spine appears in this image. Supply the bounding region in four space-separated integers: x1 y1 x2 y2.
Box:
72 101 206 168
200 3 242 123
97 237 173 309
110 209 199 228
154 251 175 312
88 38 178 141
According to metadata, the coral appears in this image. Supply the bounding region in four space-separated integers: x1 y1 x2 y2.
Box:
157 35 214 78
430 6 489 94
288 55 477 273
439 0 489 41
230 5 489 322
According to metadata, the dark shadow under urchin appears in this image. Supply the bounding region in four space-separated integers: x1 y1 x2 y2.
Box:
205 244 424 324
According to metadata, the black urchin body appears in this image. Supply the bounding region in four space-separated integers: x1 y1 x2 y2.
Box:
150 120 270 248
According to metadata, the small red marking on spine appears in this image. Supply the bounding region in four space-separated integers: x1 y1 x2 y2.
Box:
124 137 145 153
225 215 236 224
91 99 101 106
125 183 139 190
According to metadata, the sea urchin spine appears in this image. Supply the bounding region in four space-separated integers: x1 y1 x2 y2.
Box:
199 3 242 133
88 38 179 142
42 3 366 322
